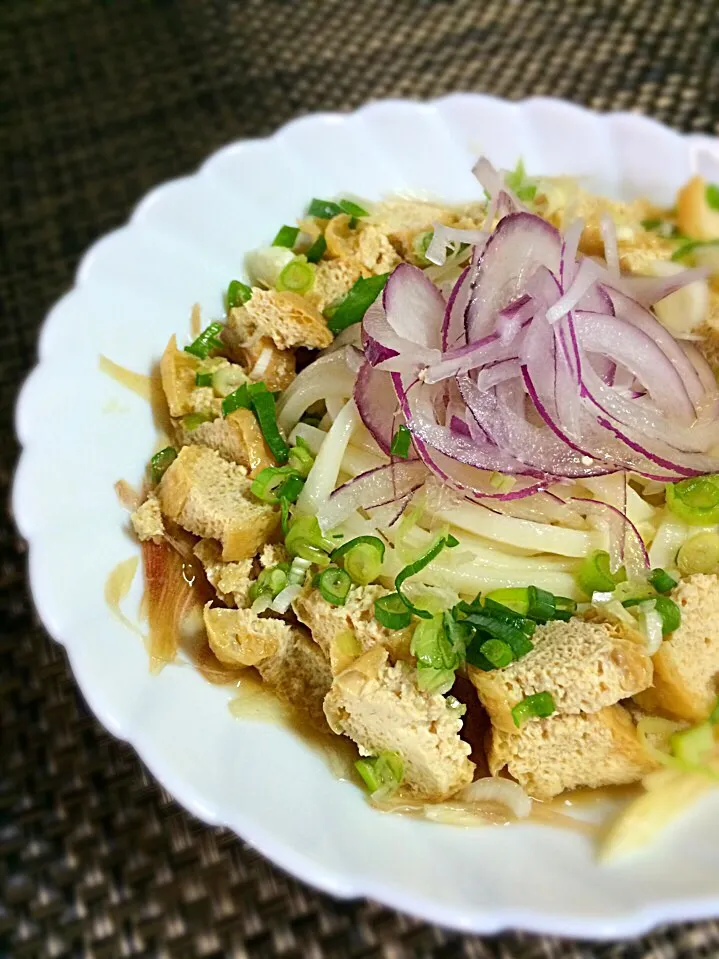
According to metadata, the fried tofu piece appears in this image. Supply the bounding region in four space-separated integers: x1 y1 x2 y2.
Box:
239 336 296 392
228 289 332 351
203 605 331 728
306 259 364 314
186 386 223 419
489 705 657 800
130 494 165 543
193 539 254 607
677 175 719 241
366 199 461 259
324 649 474 801
293 584 413 674
160 335 198 417
634 574 719 723
174 408 274 476
470 618 653 733
157 446 279 561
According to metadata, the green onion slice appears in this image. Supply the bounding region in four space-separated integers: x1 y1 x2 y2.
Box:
710 697 719 725
332 535 385 586
577 549 624 595
285 515 335 566
182 412 212 431
355 751 404 797
464 610 534 661
653 595 681 634
374 593 412 629
184 322 224 359
305 234 327 263
251 465 300 504
648 568 678 594
195 371 213 387
706 184 719 211
249 562 290 602
416 667 456 695
671 239 719 262
227 279 252 309
390 424 412 459
221 383 252 416
245 382 289 463
395 534 455 619
272 225 300 248
150 446 177 484
287 437 315 478
317 566 352 606
479 638 514 669
511 691 556 728
326 273 390 334
308 198 342 219
276 256 316 295
338 198 369 218
667 475 719 525
677 530 719 575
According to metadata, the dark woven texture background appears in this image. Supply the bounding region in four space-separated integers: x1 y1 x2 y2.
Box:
3 1 719 956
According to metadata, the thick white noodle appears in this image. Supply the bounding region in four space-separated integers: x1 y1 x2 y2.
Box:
295 400 359 517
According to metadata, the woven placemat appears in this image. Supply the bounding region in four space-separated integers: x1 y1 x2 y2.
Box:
3 1 719 955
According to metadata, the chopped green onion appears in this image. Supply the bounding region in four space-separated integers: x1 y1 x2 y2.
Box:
212 365 248 398
671 722 714 764
395 534 455 619
511 691 556 728
308 198 342 219
614 579 657 607
338 198 369 218
641 218 683 239
326 273 390 334
710 698 719 724
489 472 516 493
278 472 304 505
184 322 224 359
505 158 537 202
245 382 289 463
281 497 291 536
677 530 719 575
287 437 315 478
553 596 577 621
251 465 297 504
227 279 252 309
667 475 719 525
272 225 300 248
249 562 290 602
355 751 403 797
577 549 624 596
276 256 315 295
390 424 412 459
411 615 459 670
285 515 335 566
250 465 305 505
671 239 719 262
374 593 412 629
484 588 529 616
195 371 213 387
464 609 534 661
150 446 177 484
648 568 678 594
317 566 352 606
653 595 681 634
221 383 251 416
479 638 514 669
332 535 385 586
526 586 555 623
416 667 456 695
300 413 323 428
305 234 327 263
706 184 719 211
481 598 536 636
182 412 212 431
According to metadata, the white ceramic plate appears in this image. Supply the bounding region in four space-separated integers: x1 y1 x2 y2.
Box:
14 95 719 939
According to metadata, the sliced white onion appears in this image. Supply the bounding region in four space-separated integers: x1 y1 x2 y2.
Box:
456 777 533 819
245 246 294 288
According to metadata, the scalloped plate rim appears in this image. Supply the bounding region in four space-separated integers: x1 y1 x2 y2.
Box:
12 93 719 939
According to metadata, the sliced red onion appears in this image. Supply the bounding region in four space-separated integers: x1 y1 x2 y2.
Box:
573 497 649 578
353 361 399 456
606 266 709 307
442 267 470 350
426 224 488 266
464 213 562 341
383 262 445 350
317 460 428 531
545 258 602 323
472 156 523 211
